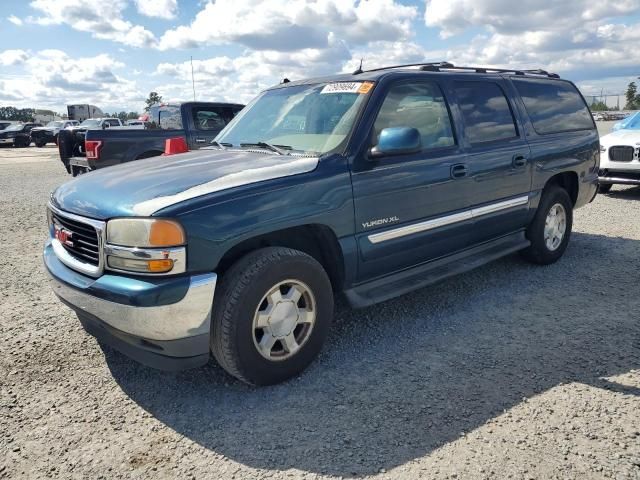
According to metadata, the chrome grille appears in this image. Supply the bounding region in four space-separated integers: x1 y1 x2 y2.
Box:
609 146 635 162
51 211 100 265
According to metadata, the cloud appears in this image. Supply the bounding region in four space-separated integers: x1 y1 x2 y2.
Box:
0 49 29 66
134 0 177 19
158 0 417 51
0 49 146 112
425 0 640 38
28 0 157 48
7 15 23 26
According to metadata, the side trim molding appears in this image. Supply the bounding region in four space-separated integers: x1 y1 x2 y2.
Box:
367 195 529 244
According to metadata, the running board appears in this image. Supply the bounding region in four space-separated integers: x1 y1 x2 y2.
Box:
345 232 530 308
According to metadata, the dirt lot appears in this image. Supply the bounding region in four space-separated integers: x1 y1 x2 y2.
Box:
1 127 639 479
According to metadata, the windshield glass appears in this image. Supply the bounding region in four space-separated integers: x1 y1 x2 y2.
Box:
216 81 373 154
80 119 100 127
5 124 23 131
46 121 63 128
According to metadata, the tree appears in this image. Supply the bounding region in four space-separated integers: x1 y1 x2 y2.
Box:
144 92 163 112
0 106 35 122
625 82 639 110
126 111 139 120
590 101 609 112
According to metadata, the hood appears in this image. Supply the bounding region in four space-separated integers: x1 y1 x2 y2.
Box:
51 148 319 219
31 127 56 133
601 129 640 147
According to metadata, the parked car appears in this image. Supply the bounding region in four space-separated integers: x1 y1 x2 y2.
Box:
124 120 145 128
57 118 123 165
0 123 41 147
58 102 243 176
30 120 80 147
0 121 20 130
44 63 599 385
598 127 640 192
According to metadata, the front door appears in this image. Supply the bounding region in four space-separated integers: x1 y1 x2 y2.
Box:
351 79 475 283
451 80 533 243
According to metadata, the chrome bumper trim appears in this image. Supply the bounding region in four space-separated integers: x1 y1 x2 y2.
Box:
50 273 217 341
368 195 529 244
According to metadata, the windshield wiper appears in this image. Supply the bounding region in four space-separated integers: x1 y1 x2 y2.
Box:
211 140 232 150
240 141 291 156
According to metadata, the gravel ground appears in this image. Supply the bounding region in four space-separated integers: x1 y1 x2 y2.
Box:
1 134 639 479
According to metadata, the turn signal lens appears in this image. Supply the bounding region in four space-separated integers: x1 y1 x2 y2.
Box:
107 218 186 247
107 256 175 273
148 220 185 247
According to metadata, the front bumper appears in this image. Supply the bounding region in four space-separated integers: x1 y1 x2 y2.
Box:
599 169 640 185
44 240 216 370
0 138 15 144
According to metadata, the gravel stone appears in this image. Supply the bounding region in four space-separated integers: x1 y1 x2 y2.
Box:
1 139 639 479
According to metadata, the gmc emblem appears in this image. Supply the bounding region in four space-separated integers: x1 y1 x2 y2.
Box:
54 225 74 247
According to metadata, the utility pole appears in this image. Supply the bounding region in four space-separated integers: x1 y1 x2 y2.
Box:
191 56 196 101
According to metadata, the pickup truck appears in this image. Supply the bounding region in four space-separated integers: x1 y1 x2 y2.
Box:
58 102 244 176
45 63 599 386
30 120 80 147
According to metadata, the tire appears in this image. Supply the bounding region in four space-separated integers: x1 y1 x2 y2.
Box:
598 183 613 194
35 141 46 148
211 247 334 386
520 185 573 265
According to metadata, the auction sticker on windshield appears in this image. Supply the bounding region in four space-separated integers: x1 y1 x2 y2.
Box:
321 82 374 94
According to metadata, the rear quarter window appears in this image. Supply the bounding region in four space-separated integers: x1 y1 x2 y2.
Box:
512 78 594 134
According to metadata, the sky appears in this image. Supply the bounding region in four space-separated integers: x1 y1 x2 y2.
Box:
1 0 640 114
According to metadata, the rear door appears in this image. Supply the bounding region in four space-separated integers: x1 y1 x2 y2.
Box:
452 79 532 244
187 105 229 148
351 78 475 282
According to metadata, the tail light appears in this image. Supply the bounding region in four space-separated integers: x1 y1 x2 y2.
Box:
85 140 103 160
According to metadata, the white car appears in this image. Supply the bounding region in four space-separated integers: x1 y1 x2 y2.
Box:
599 129 640 193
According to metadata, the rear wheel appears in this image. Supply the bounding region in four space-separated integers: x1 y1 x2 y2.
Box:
598 183 613 194
521 185 573 265
211 247 334 386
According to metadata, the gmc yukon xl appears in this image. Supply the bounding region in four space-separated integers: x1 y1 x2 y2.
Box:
44 63 599 386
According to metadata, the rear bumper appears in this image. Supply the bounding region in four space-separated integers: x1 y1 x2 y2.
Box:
44 240 216 370
69 156 90 170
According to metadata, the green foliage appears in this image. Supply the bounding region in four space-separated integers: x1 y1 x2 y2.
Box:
590 101 609 112
0 106 36 122
144 92 163 112
624 82 640 110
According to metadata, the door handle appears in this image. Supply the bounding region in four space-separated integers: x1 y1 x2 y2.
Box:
195 138 206 144
451 164 468 179
512 154 528 167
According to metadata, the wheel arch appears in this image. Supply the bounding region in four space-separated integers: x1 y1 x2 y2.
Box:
544 171 579 206
216 224 346 292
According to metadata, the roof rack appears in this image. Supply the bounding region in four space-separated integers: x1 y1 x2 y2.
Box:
353 62 560 79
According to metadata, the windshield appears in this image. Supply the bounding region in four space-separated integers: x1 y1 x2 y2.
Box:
79 119 100 127
46 121 63 128
216 81 373 155
5 124 23 131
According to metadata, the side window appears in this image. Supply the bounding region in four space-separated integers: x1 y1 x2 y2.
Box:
512 78 594 134
107 119 120 126
454 81 518 144
158 106 183 130
192 107 227 131
373 81 455 150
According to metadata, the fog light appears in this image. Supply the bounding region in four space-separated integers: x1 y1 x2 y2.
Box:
107 256 174 273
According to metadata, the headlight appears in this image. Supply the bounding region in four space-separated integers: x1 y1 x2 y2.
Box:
107 218 185 247
105 218 186 275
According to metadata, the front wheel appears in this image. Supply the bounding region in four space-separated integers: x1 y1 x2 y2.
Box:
211 247 334 386
520 185 573 265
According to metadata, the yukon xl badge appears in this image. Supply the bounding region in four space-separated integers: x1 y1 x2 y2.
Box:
362 216 400 229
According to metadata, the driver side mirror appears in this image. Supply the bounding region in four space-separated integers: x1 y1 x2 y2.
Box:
369 127 422 159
